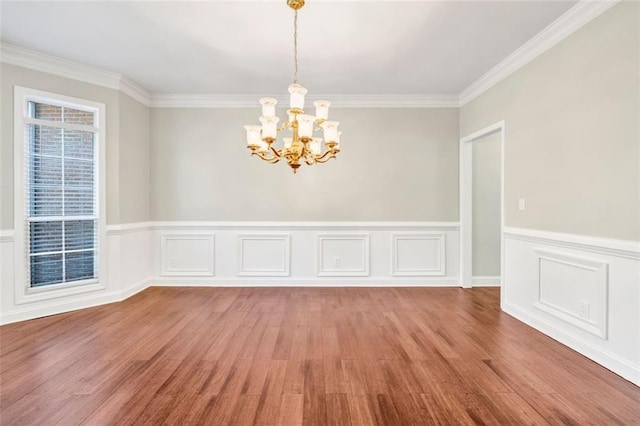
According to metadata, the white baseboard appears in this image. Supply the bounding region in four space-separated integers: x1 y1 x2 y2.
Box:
471 275 501 287
0 290 121 325
149 276 461 287
503 302 640 387
120 279 152 300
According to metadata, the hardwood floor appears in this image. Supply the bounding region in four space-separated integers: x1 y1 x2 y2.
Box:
1 287 638 425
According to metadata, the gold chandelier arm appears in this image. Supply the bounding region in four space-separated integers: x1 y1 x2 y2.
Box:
253 151 281 163
314 150 337 164
303 155 316 166
270 146 282 157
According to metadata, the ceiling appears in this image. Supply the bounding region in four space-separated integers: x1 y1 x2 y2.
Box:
0 1 576 96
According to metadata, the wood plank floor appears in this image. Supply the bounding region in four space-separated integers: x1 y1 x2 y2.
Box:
1 287 639 425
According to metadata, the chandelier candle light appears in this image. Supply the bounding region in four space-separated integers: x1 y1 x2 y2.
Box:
244 0 341 173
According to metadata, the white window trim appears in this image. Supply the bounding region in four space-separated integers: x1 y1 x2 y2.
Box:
13 86 107 305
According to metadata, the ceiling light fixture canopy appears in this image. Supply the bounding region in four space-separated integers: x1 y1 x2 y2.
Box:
244 0 341 173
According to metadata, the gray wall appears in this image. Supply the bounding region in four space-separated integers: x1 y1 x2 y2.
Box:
472 131 502 276
150 108 460 221
0 63 151 227
4 1 636 238
460 1 640 241
119 92 151 223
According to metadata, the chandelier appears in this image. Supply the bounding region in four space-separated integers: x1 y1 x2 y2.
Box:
244 0 341 173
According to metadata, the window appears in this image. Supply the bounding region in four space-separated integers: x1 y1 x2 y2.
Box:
14 87 105 297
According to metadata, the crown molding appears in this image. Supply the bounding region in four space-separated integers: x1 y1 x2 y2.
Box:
0 42 456 109
149 93 459 108
0 42 152 106
0 42 121 89
0 0 620 110
119 78 152 106
458 0 620 106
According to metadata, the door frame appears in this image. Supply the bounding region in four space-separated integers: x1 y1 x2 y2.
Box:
459 121 505 299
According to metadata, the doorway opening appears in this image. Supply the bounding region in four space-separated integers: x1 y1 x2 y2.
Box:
459 121 505 300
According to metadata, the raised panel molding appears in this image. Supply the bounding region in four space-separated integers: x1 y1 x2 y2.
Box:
160 232 215 276
533 248 608 339
317 234 370 277
503 230 639 386
392 233 446 276
238 234 291 277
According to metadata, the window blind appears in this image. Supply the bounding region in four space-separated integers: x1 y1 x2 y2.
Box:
25 101 98 287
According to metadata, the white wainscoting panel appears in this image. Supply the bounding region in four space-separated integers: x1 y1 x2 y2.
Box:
160 232 215 276
149 222 459 286
317 234 370 277
503 227 640 386
238 234 291 277
3 222 461 324
1 232 16 322
118 226 154 297
1 224 153 325
392 233 445 276
533 248 608 339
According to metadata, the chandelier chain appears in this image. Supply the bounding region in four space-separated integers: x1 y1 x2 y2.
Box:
293 9 298 84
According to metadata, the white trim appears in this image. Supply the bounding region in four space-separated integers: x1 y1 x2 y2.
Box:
1 0 619 110
459 121 505 294
458 0 621 105
105 221 459 235
120 278 151 300
391 233 446 276
504 227 640 260
317 234 371 277
17 282 106 304
149 277 461 287
24 116 97 133
533 248 609 339
237 234 291 277
0 278 150 326
0 43 151 106
106 222 154 235
149 221 459 231
1 43 121 90
160 232 215 277
471 276 501 287
503 302 639 387
118 78 152 106
0 290 120 326
149 94 459 109
0 230 14 243
13 86 108 306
